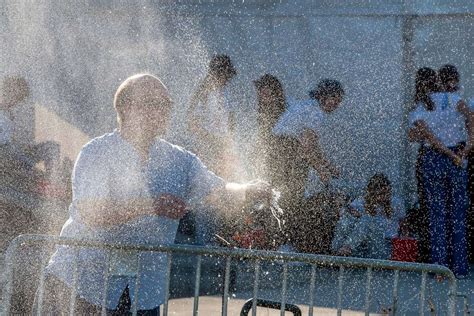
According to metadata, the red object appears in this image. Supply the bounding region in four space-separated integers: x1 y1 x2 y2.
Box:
391 237 418 262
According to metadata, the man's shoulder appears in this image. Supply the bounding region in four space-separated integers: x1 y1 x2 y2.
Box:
79 131 118 157
155 139 198 161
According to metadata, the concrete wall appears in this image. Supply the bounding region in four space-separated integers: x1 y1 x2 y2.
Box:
1 0 473 201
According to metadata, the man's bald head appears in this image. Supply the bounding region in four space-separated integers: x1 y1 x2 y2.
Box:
114 74 172 125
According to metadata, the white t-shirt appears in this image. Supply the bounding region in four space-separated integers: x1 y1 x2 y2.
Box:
0 109 13 145
273 98 340 196
46 130 224 310
192 87 234 137
409 92 467 147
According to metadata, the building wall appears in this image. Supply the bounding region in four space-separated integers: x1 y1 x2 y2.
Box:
1 1 473 201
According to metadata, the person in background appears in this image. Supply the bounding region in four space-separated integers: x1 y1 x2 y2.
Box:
409 64 471 278
407 67 439 263
186 54 238 180
243 74 306 249
334 174 405 259
0 76 61 180
185 55 239 245
35 74 273 314
0 76 33 163
0 77 30 142
0 76 37 250
273 79 346 254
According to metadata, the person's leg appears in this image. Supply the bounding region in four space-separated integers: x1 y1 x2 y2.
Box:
447 163 469 277
421 150 448 267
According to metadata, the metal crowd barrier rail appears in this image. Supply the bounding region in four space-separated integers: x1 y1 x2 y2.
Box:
3 234 459 316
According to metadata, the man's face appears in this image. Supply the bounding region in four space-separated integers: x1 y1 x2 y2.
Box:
124 80 173 137
135 97 172 137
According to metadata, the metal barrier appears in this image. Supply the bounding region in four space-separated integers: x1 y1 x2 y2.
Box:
2 234 460 315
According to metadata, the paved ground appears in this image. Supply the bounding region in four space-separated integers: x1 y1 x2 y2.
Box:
166 296 380 315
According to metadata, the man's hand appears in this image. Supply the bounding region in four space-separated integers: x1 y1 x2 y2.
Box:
154 194 187 220
244 180 272 207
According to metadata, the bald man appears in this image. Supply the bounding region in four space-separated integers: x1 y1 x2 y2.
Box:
36 74 270 314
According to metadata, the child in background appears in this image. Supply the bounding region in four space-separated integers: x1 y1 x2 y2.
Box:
334 174 405 259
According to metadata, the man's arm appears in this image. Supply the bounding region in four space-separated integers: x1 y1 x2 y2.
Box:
187 151 274 220
204 182 265 210
73 144 187 229
77 194 187 228
77 197 154 227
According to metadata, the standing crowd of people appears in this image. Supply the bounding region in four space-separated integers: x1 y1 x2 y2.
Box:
1 54 472 314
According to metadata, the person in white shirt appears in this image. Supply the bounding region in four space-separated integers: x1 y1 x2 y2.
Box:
273 79 344 195
333 174 405 259
35 74 273 314
273 79 345 254
249 74 306 249
185 55 239 245
408 64 470 278
186 54 238 180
